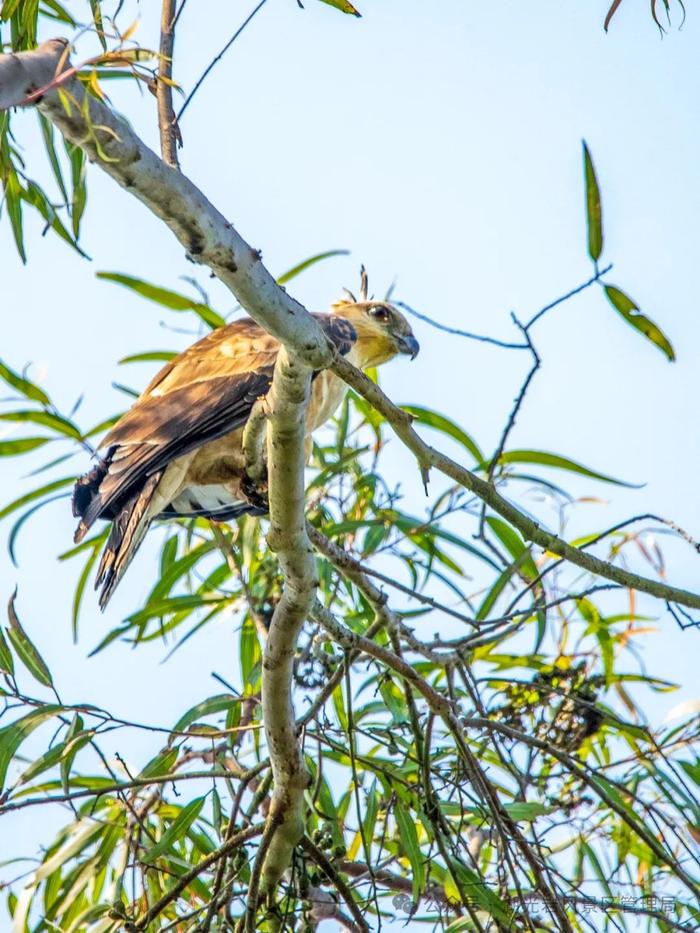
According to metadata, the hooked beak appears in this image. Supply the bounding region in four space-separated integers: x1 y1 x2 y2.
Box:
396 333 420 360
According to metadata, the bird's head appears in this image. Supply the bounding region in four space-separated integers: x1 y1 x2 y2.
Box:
331 270 419 369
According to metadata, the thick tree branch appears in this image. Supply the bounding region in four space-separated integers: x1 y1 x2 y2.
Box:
0 40 333 369
259 348 315 892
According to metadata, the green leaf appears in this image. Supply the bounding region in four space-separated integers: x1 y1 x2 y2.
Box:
0 410 81 439
493 449 638 486
60 712 85 795
0 437 49 456
4 169 26 263
89 0 107 50
38 114 69 206
172 694 240 734
0 627 14 676
394 801 424 904
19 727 92 785
477 564 517 621
276 249 349 285
486 516 538 581
0 706 63 790
142 796 205 863
8 492 70 567
146 540 215 604
502 801 552 821
402 405 483 463
97 272 225 329
119 351 177 365
23 180 88 258
450 861 512 924
240 616 262 689
7 590 53 688
0 360 50 405
316 0 361 16
604 285 675 362
581 840 614 898
72 541 101 640
138 747 178 780
583 141 603 262
67 142 87 238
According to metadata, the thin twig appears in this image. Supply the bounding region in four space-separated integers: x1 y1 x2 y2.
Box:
487 314 541 482
301 836 371 933
135 823 264 929
177 0 270 123
524 264 612 330
395 301 527 350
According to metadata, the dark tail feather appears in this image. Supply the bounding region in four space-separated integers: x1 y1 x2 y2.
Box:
95 472 162 609
157 501 266 521
72 452 113 543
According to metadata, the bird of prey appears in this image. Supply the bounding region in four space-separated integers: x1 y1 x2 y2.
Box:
72 291 419 608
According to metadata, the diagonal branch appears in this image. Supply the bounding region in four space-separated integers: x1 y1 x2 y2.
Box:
330 353 700 612
0 40 332 369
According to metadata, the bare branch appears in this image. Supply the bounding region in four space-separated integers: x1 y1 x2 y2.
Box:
177 0 270 124
301 836 370 933
157 0 181 168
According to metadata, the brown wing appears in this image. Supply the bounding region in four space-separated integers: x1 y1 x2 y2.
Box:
73 313 357 540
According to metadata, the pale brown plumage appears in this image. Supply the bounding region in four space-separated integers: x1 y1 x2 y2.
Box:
72 298 419 607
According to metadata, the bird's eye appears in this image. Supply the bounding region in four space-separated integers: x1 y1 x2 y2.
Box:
368 306 390 322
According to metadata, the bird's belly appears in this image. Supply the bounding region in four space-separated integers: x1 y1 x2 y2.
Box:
307 371 347 433
186 428 246 485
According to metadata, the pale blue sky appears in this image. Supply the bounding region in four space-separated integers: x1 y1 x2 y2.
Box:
1 0 699 920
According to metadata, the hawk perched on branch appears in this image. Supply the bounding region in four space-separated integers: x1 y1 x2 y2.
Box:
73 290 419 607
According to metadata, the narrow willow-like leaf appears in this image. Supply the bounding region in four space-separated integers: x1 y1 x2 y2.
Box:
118 351 177 365
395 800 424 904
0 706 63 790
402 405 483 463
583 141 603 262
0 627 14 676
240 615 262 689
137 747 178 780
141 797 205 863
0 360 51 405
493 449 638 486
276 249 349 285
4 169 26 262
97 272 225 329
0 410 81 440
0 438 49 456
486 516 538 580
172 694 241 734
604 284 675 361
316 0 361 15
7 591 53 688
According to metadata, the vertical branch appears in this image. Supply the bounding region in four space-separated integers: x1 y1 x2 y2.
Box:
157 0 180 168
259 347 315 895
